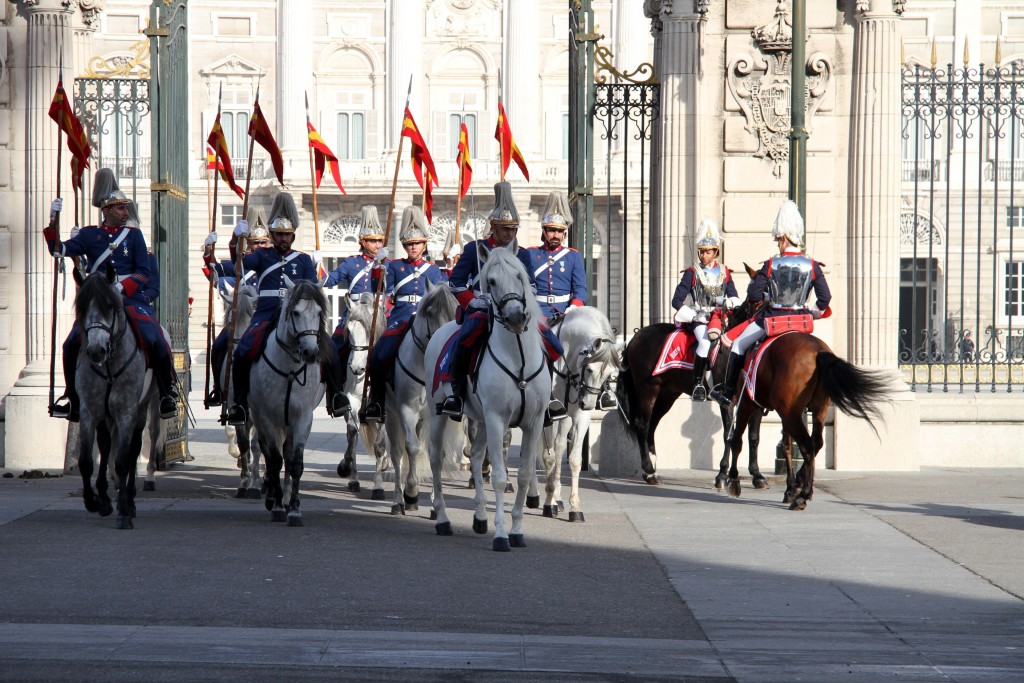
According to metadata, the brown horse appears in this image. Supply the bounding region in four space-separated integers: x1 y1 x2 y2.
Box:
616 306 770 488
724 330 893 509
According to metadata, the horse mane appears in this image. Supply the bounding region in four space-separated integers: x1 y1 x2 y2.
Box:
285 280 336 363
75 271 123 323
417 280 458 329
347 292 386 338
479 246 542 325
563 307 622 371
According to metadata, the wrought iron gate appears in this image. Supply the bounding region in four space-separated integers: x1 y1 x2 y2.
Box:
901 60 1024 392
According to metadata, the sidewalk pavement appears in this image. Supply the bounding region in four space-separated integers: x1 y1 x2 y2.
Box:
0 405 1021 682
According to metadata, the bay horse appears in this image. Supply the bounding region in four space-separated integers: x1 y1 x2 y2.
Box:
616 305 770 488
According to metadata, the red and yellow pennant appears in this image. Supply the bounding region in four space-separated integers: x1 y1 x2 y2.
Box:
206 114 245 199
401 108 439 192
494 102 529 182
456 122 473 200
206 145 224 171
307 121 346 194
48 78 91 177
248 99 285 186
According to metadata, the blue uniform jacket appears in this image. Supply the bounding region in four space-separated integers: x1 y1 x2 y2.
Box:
527 245 588 318
324 253 382 295
386 258 447 325
448 237 535 309
236 247 318 324
45 224 154 307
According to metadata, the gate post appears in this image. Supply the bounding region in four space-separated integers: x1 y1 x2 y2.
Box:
569 0 597 301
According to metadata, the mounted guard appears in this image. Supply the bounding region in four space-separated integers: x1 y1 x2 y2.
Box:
671 217 741 401
710 200 832 407
46 168 179 422
528 191 587 321
362 206 448 423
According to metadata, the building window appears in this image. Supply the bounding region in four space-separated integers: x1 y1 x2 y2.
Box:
1007 206 1024 229
221 204 243 230
221 111 250 159
336 112 365 160
448 113 477 158
1006 261 1024 318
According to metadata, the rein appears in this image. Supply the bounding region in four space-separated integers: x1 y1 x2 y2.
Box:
485 333 545 428
397 314 434 387
85 309 140 418
262 299 320 426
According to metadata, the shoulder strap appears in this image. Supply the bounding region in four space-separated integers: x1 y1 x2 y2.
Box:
256 252 300 289
87 228 132 274
533 247 572 278
394 262 433 292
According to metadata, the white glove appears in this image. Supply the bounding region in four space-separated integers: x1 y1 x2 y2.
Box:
233 220 249 237
114 282 125 295
712 295 725 306
469 295 491 311
312 250 323 267
725 296 742 309
69 226 81 239
810 307 823 320
448 243 462 259
693 313 709 325
203 232 218 247
673 306 696 324
50 198 63 219
374 246 389 264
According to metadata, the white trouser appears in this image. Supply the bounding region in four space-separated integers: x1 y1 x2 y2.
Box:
730 320 766 356
692 324 711 357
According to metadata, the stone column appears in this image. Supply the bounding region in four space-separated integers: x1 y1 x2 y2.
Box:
387 0 421 150
5 0 76 469
837 0 919 472
277 0 311 156
646 1 700 321
503 0 539 158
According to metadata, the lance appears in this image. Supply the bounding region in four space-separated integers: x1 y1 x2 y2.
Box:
497 69 505 183
361 75 412 420
47 66 66 416
304 91 323 267
204 83 222 411
221 83 259 422
452 98 466 266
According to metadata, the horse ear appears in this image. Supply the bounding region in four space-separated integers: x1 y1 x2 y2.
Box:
743 262 758 278
508 237 519 255
477 240 489 266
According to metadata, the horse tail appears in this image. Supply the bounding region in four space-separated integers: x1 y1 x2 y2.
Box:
816 352 891 432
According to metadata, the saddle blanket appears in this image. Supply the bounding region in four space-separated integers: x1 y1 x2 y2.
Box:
652 328 696 376
740 333 792 404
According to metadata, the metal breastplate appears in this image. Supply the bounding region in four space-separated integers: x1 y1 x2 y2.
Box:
768 255 814 308
693 264 725 310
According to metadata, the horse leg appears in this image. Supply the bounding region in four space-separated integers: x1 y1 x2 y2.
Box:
94 424 114 516
77 420 102 514
566 412 592 522
781 432 797 504
715 403 733 490
113 425 139 529
263 437 286 522
235 425 251 498
339 417 361 493
225 424 240 460
726 401 756 497
643 392 682 485
502 428 514 494
284 436 306 527
469 425 490 536
249 424 266 498
387 410 409 515
747 411 769 489
509 422 542 549
371 425 390 502
485 417 511 551
539 423 559 517
427 407 454 535
780 406 823 511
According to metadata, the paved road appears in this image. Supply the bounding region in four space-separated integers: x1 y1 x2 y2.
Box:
1 408 1021 682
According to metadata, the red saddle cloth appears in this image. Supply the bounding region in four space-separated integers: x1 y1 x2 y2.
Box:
652 328 697 376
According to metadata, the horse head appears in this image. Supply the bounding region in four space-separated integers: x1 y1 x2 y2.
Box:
280 280 328 365
76 268 126 366
478 243 535 334
344 292 381 375
561 307 622 410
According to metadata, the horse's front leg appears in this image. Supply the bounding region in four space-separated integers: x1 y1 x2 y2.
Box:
370 425 390 502
427 408 453 535
509 420 542 548
112 424 141 529
746 411 769 489
643 393 680 485
77 420 103 515
485 416 514 551
338 416 361 493
539 423 558 516
284 431 307 527
469 423 491 536
727 401 756 498
262 435 286 522
94 423 115 516
225 424 241 459
715 403 733 490
386 409 409 515
565 411 592 522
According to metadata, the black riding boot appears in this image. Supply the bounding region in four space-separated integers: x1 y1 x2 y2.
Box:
690 354 709 402
439 347 467 421
709 352 744 408
51 343 80 422
323 360 351 418
153 354 180 419
545 359 568 427
362 366 386 423
227 357 251 426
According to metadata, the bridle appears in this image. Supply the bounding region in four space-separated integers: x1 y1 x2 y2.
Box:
83 302 140 418
492 291 531 332
481 272 543 427
556 337 616 406
397 302 447 387
261 294 322 425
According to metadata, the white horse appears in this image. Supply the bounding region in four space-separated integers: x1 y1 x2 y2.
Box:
383 280 461 515
333 292 390 498
424 242 551 551
249 280 330 526
216 280 263 498
536 306 622 522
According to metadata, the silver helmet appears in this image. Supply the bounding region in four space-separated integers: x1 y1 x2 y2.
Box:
125 200 141 228
357 206 385 240
541 191 573 230
268 193 300 234
247 206 270 241
695 217 722 252
399 206 430 244
771 200 804 247
488 181 519 228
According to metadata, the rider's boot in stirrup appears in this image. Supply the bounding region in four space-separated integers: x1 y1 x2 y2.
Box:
227 358 251 426
51 346 80 421
154 355 180 419
690 354 709 402
362 370 385 423
709 352 744 408
323 360 350 418
439 349 466 421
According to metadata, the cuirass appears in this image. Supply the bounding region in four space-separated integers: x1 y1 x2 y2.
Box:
693 263 725 309
768 255 814 308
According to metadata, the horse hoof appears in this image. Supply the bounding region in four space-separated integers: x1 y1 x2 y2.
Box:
287 514 304 527
782 491 794 504
752 476 770 490
115 516 133 530
789 497 808 511
558 500 565 512
390 504 405 516
542 505 557 518
99 502 113 517
435 521 453 536
264 496 275 512
714 474 727 491
143 481 155 492
493 537 511 552
526 495 540 509
404 493 419 507
429 510 437 520
472 517 488 535
505 483 514 494
371 489 386 501
247 488 261 500
643 473 661 485
727 480 741 498
568 511 585 523
509 534 526 548
271 509 287 523
84 498 100 514
347 481 360 493
337 462 352 478
235 488 247 499
467 478 476 489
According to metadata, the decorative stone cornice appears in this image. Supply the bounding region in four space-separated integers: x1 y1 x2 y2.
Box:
752 1 792 53
77 0 105 28
855 0 905 16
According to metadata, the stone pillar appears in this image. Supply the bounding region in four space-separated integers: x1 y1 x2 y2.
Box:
5 0 75 470
277 0 311 157
646 1 700 321
387 0 421 151
837 0 919 471
503 0 539 158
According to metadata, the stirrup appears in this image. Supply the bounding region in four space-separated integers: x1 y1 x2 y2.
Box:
363 402 384 423
328 393 351 418
548 399 568 420
159 395 179 419
691 384 707 402
598 390 617 410
708 385 732 407
227 404 248 426
439 395 464 421
50 398 79 422
205 388 223 407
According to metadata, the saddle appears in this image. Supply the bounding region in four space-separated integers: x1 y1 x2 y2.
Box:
652 327 698 376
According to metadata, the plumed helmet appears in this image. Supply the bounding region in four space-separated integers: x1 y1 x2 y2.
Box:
541 191 573 230
695 217 722 251
268 193 300 233
125 200 141 228
488 181 519 227
358 206 385 240
101 189 132 209
246 206 270 240
771 200 804 246
399 206 430 244
92 168 120 209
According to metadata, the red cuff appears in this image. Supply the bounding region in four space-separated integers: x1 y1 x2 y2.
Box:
121 279 139 297
202 266 211 278
455 290 475 308
43 227 57 242
570 298 585 308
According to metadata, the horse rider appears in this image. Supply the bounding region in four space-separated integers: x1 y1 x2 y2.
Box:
710 200 832 407
323 205 389 414
362 206 448 423
45 168 179 422
200 207 269 407
439 181 565 422
528 191 587 322
223 193 347 425
672 217 741 401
